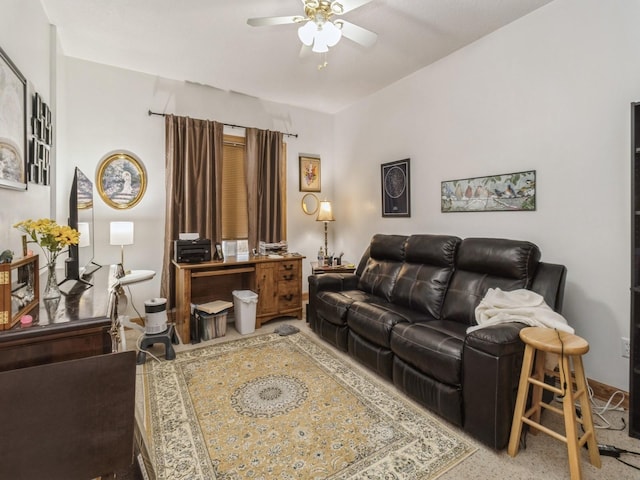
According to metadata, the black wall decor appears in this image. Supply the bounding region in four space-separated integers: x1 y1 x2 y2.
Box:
28 92 52 186
381 158 410 217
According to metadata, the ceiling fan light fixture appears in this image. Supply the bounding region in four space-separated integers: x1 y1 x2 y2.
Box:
298 20 316 46
322 20 342 47
312 34 329 53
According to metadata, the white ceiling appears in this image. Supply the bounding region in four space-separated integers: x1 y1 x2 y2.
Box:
40 0 553 114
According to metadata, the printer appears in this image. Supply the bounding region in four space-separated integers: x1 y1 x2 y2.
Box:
174 239 211 263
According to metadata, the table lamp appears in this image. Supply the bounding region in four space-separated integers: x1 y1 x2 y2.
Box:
316 200 335 257
110 221 134 273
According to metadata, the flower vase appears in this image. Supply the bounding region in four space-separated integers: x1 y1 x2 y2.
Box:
43 263 61 300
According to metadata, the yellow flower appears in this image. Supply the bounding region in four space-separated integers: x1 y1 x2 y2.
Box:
14 218 79 266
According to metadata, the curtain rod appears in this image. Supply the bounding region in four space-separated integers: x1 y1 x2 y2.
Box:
148 110 298 138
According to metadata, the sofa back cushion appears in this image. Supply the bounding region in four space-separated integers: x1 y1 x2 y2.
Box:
440 237 541 325
358 234 406 301
391 234 461 318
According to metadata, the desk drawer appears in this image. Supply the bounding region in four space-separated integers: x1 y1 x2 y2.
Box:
278 261 300 282
278 282 300 309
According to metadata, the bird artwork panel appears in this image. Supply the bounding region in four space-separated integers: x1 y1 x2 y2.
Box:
441 170 535 212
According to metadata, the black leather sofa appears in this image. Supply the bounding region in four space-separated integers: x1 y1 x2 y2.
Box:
307 233 567 450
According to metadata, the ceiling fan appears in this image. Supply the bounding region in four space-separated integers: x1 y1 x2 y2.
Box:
247 0 377 55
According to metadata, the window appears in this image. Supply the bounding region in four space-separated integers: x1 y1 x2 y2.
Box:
222 135 248 256
220 133 287 257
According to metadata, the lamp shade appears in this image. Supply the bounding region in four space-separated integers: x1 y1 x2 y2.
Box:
77 222 91 248
298 21 316 46
110 221 134 246
316 201 335 222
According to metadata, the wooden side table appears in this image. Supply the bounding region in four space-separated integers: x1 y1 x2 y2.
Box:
311 261 356 275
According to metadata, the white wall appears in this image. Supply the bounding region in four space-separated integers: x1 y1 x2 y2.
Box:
59 58 335 316
334 0 640 390
0 0 53 257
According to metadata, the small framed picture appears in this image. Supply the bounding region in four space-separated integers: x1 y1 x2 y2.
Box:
214 243 224 260
299 154 321 192
381 158 411 217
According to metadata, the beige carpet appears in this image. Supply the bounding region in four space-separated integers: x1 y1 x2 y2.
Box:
143 330 476 479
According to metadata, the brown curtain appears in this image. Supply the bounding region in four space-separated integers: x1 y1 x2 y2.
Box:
245 128 286 250
160 115 223 308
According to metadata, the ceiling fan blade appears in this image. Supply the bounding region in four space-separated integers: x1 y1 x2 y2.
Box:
338 0 373 14
247 15 301 27
338 20 377 48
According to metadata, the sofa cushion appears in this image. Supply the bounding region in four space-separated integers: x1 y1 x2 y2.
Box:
390 320 468 387
315 290 371 327
440 238 541 326
391 235 461 317
357 234 406 301
347 298 430 348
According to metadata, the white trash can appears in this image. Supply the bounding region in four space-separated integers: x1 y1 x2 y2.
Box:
232 290 258 334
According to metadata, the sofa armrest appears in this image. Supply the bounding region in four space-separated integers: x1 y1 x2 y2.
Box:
308 272 359 292
462 323 527 449
307 273 359 331
465 322 527 357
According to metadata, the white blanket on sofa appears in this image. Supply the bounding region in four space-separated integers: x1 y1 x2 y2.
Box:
466 287 574 334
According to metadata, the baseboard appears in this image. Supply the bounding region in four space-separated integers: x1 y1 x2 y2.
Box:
588 377 629 410
551 370 629 410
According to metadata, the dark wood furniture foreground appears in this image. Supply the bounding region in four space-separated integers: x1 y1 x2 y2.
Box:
0 266 111 372
173 255 304 341
631 101 640 438
0 350 136 479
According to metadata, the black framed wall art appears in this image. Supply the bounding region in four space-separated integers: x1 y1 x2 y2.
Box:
0 45 28 190
381 158 410 217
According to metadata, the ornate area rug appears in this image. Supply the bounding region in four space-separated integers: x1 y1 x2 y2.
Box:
144 331 476 479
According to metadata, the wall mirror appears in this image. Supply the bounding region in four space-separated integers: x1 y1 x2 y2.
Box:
301 193 319 215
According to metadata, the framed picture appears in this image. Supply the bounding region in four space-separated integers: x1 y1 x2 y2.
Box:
0 45 27 190
381 159 410 217
299 154 321 192
441 170 536 213
214 243 224 261
96 151 147 209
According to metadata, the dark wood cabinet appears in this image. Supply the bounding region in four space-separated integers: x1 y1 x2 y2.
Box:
630 102 640 438
0 267 111 372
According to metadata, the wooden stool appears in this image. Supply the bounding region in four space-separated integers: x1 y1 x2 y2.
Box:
508 327 601 480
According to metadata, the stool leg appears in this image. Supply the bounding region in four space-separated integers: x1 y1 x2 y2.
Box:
508 344 535 456
560 354 582 480
573 355 602 468
528 349 547 434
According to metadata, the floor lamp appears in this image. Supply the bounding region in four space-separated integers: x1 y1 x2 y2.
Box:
316 200 335 258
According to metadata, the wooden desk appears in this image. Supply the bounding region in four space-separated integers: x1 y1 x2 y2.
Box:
0 267 111 372
173 255 304 341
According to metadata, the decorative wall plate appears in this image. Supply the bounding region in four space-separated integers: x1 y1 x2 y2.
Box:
96 151 147 209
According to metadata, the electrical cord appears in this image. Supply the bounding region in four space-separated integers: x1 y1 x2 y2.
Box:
593 444 640 471
555 328 568 398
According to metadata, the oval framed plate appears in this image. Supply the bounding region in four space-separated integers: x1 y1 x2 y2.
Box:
96 151 147 209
